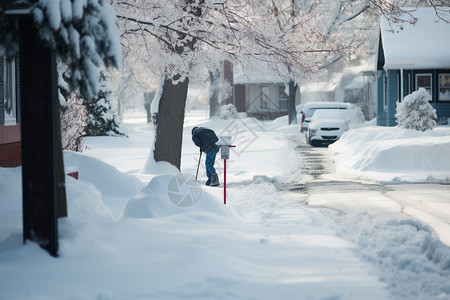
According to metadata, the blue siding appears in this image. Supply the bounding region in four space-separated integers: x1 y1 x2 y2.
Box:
377 70 399 126
387 70 399 126
435 103 450 124
376 71 387 126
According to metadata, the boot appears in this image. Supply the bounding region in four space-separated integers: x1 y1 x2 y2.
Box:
206 170 212 186
210 173 219 187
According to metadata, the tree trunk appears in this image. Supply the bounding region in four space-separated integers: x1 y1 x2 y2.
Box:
288 80 298 125
153 76 189 170
209 69 220 118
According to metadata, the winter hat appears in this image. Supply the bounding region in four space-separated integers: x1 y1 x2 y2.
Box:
191 127 198 135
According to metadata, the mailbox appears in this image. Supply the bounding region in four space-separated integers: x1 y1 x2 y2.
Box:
216 136 232 159
215 136 235 205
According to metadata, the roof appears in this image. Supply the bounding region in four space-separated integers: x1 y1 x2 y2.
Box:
233 64 284 85
380 7 450 69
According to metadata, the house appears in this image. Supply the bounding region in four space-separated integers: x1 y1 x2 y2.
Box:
377 8 450 126
334 64 377 121
0 47 21 167
0 0 23 168
232 66 301 120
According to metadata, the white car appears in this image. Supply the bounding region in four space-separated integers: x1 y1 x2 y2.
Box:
306 109 349 146
299 102 351 133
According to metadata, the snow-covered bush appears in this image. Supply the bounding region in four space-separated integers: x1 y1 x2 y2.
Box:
60 92 87 152
395 88 437 131
84 72 125 137
220 104 239 120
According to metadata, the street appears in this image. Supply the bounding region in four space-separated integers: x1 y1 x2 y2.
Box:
289 134 450 246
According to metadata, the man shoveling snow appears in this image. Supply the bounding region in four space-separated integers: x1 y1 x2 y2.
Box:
191 126 220 186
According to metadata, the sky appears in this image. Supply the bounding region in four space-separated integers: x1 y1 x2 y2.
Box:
1 109 450 299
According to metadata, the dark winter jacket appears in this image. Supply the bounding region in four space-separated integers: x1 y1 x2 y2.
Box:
191 127 219 153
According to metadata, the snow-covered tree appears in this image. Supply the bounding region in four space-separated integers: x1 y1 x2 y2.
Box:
370 0 450 30
59 92 87 151
209 68 232 118
208 69 221 118
395 88 437 131
116 0 331 169
58 62 87 151
220 103 240 120
85 71 125 136
31 0 122 101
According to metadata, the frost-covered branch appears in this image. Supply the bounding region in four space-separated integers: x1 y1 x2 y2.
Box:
116 0 331 83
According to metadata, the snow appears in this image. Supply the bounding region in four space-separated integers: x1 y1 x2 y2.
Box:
99 0 122 69
150 78 164 115
1 110 450 299
381 7 450 69
330 124 450 183
72 0 87 19
40 0 62 30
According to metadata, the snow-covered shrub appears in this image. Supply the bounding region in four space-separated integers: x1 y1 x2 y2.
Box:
220 104 239 120
84 72 125 136
60 92 87 152
395 88 437 131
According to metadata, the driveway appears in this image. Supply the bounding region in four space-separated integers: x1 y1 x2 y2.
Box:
289 134 450 246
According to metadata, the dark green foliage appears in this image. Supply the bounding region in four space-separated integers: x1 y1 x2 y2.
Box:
84 72 125 137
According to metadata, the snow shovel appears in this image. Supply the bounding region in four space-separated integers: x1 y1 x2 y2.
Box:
195 151 202 180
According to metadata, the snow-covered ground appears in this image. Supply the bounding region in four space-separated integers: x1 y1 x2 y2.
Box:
1 110 450 299
330 124 450 183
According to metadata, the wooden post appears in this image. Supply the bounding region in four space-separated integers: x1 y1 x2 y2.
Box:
19 17 66 257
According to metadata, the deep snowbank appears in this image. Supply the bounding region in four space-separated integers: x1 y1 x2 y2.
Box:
64 150 144 197
121 174 229 218
329 210 450 299
330 125 450 183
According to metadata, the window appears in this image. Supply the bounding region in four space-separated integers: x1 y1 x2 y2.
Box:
415 73 432 101
278 85 288 110
2 56 17 125
260 86 269 109
439 74 450 101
